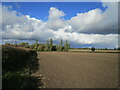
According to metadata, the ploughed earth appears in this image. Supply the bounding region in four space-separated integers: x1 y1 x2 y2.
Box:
35 52 118 88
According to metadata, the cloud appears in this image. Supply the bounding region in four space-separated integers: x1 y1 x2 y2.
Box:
67 2 118 34
48 7 65 19
1 2 119 48
46 7 70 31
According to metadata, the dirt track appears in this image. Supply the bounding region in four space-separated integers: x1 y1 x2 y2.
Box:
36 52 118 88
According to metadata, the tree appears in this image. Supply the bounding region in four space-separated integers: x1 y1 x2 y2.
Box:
37 44 45 51
5 43 10 45
59 39 63 51
36 40 38 44
14 41 18 47
56 45 60 51
45 40 50 51
19 43 29 48
49 39 53 51
117 47 120 50
114 48 116 50
105 48 107 50
34 40 39 51
91 47 95 52
68 43 70 49
52 45 57 51
64 40 70 51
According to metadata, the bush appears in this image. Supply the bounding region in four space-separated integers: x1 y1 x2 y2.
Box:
2 46 40 88
37 44 45 51
117 47 120 50
2 46 38 72
91 47 95 52
18 43 30 48
3 72 41 88
52 45 57 51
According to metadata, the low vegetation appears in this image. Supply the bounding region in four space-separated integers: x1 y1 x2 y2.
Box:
2 46 42 88
5 39 71 52
91 47 95 52
2 39 119 88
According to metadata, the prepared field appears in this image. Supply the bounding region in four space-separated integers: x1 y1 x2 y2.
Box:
37 52 118 88
69 49 120 53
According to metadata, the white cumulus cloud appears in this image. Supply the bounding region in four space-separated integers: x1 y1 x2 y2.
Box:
1 2 119 48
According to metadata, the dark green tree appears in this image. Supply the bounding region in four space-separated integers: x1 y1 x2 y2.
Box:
64 40 70 51
117 47 120 50
37 44 45 51
34 40 39 51
56 45 60 51
91 47 95 52
45 40 50 51
36 40 38 44
19 43 29 48
59 39 63 51
52 45 57 51
50 39 53 51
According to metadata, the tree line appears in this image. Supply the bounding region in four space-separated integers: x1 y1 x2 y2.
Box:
32 39 70 51
5 39 70 51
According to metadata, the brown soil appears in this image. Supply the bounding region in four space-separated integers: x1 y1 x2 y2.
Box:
36 52 118 88
69 49 120 53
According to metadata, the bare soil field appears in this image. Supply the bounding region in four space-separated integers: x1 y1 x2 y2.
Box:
69 49 120 53
36 52 118 88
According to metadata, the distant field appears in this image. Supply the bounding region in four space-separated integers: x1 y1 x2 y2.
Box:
69 49 120 53
36 52 118 88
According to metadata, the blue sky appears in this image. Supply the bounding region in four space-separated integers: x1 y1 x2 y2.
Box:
3 2 106 21
1 2 118 48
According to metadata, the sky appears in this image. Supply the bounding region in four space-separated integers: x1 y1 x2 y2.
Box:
1 1 119 48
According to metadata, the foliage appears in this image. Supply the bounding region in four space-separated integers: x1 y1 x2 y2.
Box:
3 46 38 72
104 48 107 50
117 47 120 50
30 43 36 49
52 45 57 51
5 39 71 52
64 40 70 51
91 47 95 52
49 39 53 51
2 46 40 88
5 43 10 45
45 40 50 51
19 42 30 48
58 39 63 51
37 44 45 51
3 72 41 88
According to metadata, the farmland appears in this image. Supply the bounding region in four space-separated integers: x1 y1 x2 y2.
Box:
2 44 119 88
36 52 118 88
69 49 120 53
2 1 119 89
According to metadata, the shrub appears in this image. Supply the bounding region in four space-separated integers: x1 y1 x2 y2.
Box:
91 47 95 52
5 43 10 45
64 40 70 51
49 39 53 51
18 43 29 48
2 46 37 72
52 45 57 51
117 47 120 50
45 40 50 51
37 44 45 51
2 46 40 88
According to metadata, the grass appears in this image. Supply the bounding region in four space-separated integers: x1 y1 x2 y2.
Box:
3 72 42 88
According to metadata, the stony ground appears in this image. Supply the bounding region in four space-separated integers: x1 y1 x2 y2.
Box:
36 52 118 88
